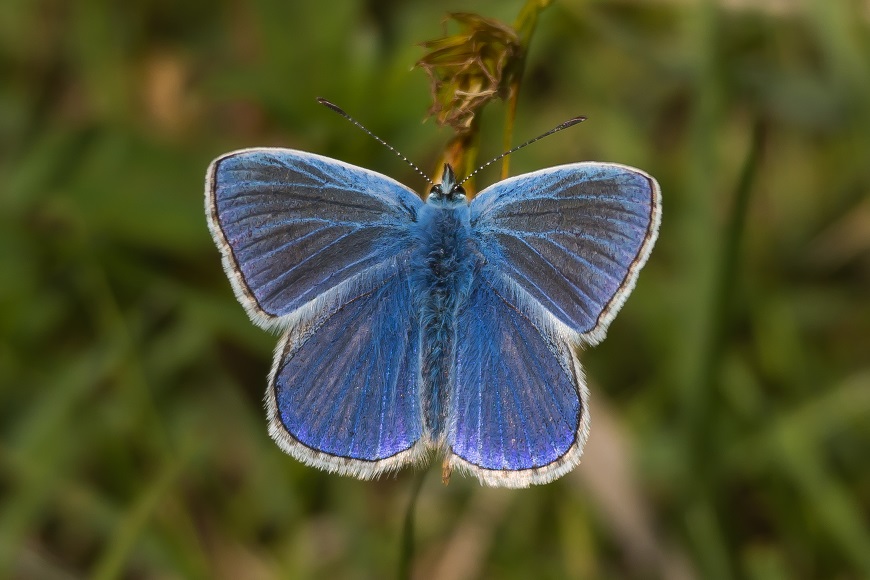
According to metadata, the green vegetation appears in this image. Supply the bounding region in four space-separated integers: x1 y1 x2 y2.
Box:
2 1 869 578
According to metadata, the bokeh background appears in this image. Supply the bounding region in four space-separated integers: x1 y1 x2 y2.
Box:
2 0 869 578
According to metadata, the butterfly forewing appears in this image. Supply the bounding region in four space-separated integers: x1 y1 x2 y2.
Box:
206 148 423 329
470 162 661 344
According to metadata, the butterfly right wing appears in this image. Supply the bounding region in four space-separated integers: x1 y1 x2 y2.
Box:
449 162 659 486
206 147 423 330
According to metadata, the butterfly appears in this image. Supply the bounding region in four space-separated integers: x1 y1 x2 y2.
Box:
205 125 660 488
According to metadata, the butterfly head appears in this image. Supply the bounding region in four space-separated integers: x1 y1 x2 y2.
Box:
428 164 466 204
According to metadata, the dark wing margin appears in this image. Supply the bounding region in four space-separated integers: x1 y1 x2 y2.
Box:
205 147 423 330
470 162 661 345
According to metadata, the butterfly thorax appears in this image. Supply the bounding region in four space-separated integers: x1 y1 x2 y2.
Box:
412 198 475 441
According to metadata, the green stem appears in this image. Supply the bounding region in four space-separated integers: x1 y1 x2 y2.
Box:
398 470 428 580
501 0 552 180
685 118 766 579
502 83 519 181
691 118 766 467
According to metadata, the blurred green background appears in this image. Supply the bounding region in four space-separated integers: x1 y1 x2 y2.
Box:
2 0 869 578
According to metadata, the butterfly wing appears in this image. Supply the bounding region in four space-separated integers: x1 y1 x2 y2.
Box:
266 263 425 477
206 147 423 330
447 162 660 486
470 162 661 345
206 148 426 477
447 270 589 488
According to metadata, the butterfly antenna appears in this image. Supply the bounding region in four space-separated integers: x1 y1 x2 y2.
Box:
458 115 587 186
317 97 434 185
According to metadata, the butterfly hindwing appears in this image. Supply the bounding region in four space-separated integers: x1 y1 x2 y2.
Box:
447 268 589 488
206 148 423 329
470 162 661 344
266 259 426 478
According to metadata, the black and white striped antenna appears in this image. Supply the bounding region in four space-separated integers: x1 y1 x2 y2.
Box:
317 98 434 185
458 116 587 186
319 97 586 188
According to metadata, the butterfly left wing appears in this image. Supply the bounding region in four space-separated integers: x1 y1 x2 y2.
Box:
207 148 427 477
446 270 589 488
470 162 661 345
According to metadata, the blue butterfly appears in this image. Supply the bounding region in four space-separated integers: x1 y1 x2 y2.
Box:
206 140 660 488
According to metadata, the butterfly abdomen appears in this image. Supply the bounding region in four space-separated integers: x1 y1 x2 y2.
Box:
412 202 475 441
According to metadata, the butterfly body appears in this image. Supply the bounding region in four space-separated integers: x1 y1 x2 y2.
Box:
206 148 660 487
413 178 476 438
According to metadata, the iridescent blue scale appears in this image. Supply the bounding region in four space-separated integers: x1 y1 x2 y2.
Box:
206 147 660 487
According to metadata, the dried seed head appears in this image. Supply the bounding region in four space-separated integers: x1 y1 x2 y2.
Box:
417 13 524 133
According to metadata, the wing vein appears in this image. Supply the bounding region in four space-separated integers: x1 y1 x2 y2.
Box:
527 235 625 286
491 279 573 452
505 235 598 318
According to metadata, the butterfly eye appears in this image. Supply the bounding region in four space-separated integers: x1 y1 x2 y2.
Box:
429 184 444 198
